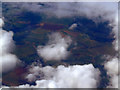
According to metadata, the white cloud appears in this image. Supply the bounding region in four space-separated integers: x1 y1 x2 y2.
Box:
0 30 14 55
69 23 77 30
23 64 100 88
26 64 43 82
0 54 18 73
104 57 119 88
0 18 19 73
37 32 72 61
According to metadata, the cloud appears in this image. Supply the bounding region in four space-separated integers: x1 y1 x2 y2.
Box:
26 64 43 82
0 18 4 28
11 2 117 50
69 23 77 30
37 32 72 61
104 57 119 88
0 18 19 73
20 2 117 21
8 2 117 24
0 30 14 55
23 64 100 88
0 54 18 73
40 3 118 50
1 3 118 88
3 2 118 50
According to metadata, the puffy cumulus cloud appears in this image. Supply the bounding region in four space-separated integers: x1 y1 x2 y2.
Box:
0 18 19 73
23 64 100 88
0 30 19 73
0 54 18 73
37 32 72 61
0 30 14 55
26 64 43 82
104 57 119 88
